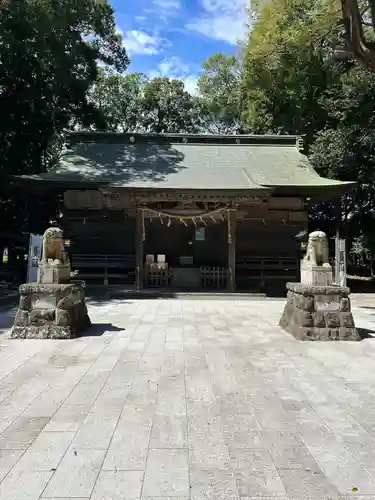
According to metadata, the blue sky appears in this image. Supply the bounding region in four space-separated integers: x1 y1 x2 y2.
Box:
111 0 250 93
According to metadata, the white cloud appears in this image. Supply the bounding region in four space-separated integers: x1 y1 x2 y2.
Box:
121 29 163 55
149 56 200 95
186 0 250 45
153 0 180 10
134 16 148 23
116 0 181 57
182 75 199 95
158 56 189 76
142 0 181 22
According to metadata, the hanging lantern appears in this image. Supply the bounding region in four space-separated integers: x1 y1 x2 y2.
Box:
2 247 8 264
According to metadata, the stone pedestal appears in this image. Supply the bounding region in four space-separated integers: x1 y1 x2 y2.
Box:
279 282 360 341
38 262 71 284
300 261 333 286
11 281 91 339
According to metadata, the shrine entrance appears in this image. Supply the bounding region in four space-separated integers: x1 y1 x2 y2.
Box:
138 203 235 290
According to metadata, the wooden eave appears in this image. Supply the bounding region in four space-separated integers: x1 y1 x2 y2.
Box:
271 182 357 201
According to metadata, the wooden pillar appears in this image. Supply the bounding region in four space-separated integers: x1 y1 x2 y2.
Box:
135 207 144 290
227 209 236 291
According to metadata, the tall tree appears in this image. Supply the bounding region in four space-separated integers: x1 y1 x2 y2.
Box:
242 0 375 259
0 0 128 233
242 0 341 143
140 77 197 133
309 64 375 238
86 74 200 133
338 0 375 69
88 71 148 132
197 53 244 133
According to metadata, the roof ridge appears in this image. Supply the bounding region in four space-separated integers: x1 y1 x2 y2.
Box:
64 130 300 147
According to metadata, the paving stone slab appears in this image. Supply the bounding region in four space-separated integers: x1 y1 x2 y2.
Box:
43 404 89 432
0 416 50 450
142 449 190 497
91 470 144 500
261 430 320 471
15 431 75 471
0 469 53 500
150 414 188 448
229 448 287 497
0 449 24 482
190 467 239 500
41 448 106 498
278 469 340 499
71 413 120 449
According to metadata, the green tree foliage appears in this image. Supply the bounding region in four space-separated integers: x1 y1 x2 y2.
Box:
87 74 199 133
242 0 342 141
88 70 147 132
309 65 375 239
141 77 197 133
0 0 128 234
88 53 245 135
242 0 375 259
196 53 244 133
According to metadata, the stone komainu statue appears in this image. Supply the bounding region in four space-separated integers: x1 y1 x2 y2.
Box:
303 230 330 267
41 227 69 265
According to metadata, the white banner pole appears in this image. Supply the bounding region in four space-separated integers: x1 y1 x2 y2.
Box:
26 234 43 283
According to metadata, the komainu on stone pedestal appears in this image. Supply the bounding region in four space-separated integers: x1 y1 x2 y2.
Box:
10 227 91 339
38 227 71 284
279 231 360 341
280 283 360 341
300 231 333 286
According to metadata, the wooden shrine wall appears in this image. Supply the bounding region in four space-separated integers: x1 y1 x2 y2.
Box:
63 209 136 255
143 220 228 267
236 197 307 257
62 191 308 260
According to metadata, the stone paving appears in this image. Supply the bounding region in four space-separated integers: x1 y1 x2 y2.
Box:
1 296 375 499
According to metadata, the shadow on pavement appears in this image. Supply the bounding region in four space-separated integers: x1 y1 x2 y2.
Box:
0 307 15 333
85 287 271 302
357 327 375 339
79 323 126 337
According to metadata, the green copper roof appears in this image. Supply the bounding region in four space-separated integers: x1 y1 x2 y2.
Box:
17 132 353 192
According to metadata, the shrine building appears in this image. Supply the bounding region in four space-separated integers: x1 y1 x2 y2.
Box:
16 132 354 293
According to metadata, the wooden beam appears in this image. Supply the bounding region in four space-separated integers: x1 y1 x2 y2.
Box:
135 207 144 290
227 209 236 292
